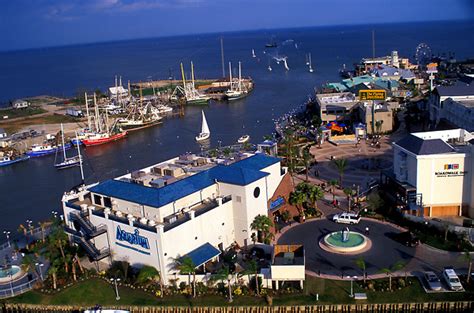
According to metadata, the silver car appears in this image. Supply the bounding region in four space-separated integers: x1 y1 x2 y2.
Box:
424 271 442 291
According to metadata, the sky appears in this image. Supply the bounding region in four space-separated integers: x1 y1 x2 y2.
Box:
1 0 473 51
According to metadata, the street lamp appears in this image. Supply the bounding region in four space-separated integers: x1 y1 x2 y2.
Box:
110 278 121 300
346 275 358 298
3 231 11 248
35 263 44 281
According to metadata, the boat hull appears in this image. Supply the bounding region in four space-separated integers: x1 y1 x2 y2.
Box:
187 98 210 105
26 144 72 157
195 133 210 141
0 156 30 167
118 119 162 132
82 132 128 146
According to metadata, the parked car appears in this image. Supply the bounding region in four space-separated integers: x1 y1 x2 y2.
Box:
332 213 360 225
423 271 442 291
392 231 420 247
442 268 463 291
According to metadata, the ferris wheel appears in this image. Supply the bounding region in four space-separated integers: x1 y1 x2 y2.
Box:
415 43 432 67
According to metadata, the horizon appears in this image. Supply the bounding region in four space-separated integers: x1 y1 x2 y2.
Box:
2 0 473 52
1 19 472 54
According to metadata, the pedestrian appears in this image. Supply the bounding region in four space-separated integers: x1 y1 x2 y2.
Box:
365 226 370 235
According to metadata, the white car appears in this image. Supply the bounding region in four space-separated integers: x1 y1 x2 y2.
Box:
442 268 463 291
332 213 361 225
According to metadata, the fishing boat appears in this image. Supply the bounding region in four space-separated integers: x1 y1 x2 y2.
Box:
308 53 314 73
156 104 173 114
55 124 81 169
82 131 127 147
0 155 29 167
26 142 72 157
225 61 248 101
180 62 210 105
195 110 210 142
117 117 162 132
237 135 250 144
252 49 256 58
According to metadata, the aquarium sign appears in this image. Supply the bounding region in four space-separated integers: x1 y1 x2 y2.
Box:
434 164 467 177
359 90 386 101
270 196 285 211
116 226 150 249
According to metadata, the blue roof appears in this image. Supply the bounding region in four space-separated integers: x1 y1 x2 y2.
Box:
184 242 220 267
89 154 280 208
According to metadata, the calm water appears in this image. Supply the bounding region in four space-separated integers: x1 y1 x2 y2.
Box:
0 21 473 231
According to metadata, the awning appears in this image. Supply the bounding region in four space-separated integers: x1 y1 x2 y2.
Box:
184 243 221 268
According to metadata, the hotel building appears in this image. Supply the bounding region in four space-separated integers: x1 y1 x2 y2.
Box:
62 152 304 286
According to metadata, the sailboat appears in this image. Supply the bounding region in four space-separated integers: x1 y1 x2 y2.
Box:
252 49 256 58
305 54 310 66
195 110 210 141
54 124 81 169
308 53 314 73
283 58 290 71
225 62 248 101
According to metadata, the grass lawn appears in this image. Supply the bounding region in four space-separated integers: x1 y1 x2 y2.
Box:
0 107 47 119
6 277 474 307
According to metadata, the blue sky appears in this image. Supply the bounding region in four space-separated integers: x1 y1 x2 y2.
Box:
1 0 473 51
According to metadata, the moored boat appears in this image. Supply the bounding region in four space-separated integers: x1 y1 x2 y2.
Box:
117 117 162 132
26 143 72 157
55 124 81 169
0 155 30 167
237 135 250 144
82 131 128 147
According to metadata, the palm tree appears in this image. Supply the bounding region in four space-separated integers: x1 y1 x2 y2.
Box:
174 256 196 297
328 179 338 202
48 262 60 290
300 147 312 182
289 190 306 214
380 261 405 291
332 158 348 187
354 257 366 283
375 120 384 135
316 127 323 149
343 187 356 211
250 215 273 243
462 250 472 283
307 185 324 216
38 221 49 243
50 228 69 273
212 265 233 303
282 129 297 185
21 254 36 277
17 224 28 249
137 265 163 297
243 260 259 295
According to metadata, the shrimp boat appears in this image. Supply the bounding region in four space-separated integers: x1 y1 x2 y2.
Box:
195 110 210 142
237 135 250 144
82 93 128 146
0 155 29 167
54 124 81 169
26 142 72 157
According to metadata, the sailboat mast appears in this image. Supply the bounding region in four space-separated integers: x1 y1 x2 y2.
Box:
191 61 195 87
93 93 100 132
61 123 66 160
76 131 85 184
180 63 186 88
115 75 119 103
84 92 91 130
228 62 232 90
238 62 242 92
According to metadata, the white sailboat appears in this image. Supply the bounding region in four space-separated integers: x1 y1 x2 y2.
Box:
252 49 256 58
308 53 314 73
195 110 210 141
283 58 290 71
305 54 310 66
54 124 80 169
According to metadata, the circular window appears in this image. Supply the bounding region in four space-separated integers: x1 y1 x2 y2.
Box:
253 187 260 198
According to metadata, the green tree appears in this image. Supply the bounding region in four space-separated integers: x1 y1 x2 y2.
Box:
344 187 356 211
332 158 348 187
174 256 197 297
354 257 366 283
212 265 233 303
307 185 324 216
300 147 312 182
281 210 291 223
367 192 384 212
137 265 163 297
250 215 274 243
242 260 259 295
380 261 405 291
462 250 472 283
328 179 338 202
289 189 306 214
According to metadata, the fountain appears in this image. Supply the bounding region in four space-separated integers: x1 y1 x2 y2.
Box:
0 265 24 283
319 228 371 254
